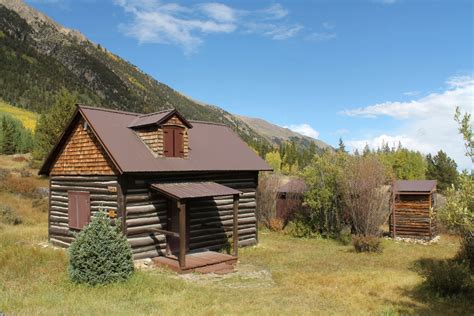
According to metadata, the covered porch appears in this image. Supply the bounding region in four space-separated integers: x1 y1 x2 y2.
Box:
149 181 241 273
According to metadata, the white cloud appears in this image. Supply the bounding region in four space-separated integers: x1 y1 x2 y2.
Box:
260 4 288 20
343 75 474 170
306 32 337 42
284 123 320 139
247 23 303 40
199 3 238 22
115 1 301 53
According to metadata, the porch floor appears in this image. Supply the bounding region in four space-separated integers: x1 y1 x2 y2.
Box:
153 251 237 274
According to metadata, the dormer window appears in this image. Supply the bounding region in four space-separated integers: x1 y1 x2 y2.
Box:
163 126 185 158
129 109 192 159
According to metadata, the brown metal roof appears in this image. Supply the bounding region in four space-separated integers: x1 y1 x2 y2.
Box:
39 105 271 174
278 179 307 193
393 180 437 194
128 109 193 128
150 182 241 200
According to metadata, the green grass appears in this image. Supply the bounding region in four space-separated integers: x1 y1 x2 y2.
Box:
0 158 472 315
0 100 38 130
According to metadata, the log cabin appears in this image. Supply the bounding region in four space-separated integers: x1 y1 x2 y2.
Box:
390 180 438 240
39 105 271 272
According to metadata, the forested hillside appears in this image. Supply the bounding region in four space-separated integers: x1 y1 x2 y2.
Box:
0 0 333 169
0 1 269 146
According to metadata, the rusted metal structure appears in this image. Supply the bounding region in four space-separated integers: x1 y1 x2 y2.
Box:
39 105 271 272
390 180 437 240
276 179 306 223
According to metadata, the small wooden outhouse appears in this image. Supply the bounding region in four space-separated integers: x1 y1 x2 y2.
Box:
390 180 437 240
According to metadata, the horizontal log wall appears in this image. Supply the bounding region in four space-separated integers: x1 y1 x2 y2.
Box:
390 193 437 240
124 172 258 259
49 176 119 247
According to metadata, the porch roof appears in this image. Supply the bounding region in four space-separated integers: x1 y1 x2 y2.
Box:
149 181 241 200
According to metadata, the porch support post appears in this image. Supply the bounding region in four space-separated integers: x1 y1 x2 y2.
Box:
178 199 186 269
233 194 240 257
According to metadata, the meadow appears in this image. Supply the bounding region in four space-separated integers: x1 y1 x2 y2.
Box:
0 155 472 315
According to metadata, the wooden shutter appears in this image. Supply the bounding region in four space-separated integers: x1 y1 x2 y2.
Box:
68 191 91 230
163 127 173 157
174 128 185 158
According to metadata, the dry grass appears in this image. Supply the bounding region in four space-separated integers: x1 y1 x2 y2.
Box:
0 156 471 315
0 101 38 130
0 154 32 170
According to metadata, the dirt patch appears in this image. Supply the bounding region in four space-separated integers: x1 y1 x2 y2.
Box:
175 263 275 289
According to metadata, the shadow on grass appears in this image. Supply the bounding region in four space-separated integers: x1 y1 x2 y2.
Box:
386 258 474 315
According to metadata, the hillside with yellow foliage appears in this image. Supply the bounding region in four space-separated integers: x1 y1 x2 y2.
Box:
0 101 38 130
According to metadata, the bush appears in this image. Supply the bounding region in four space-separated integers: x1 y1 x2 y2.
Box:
340 156 390 237
69 211 134 286
337 226 352 245
0 168 10 179
268 218 284 232
352 235 382 253
302 151 347 237
458 231 474 271
422 260 473 297
12 156 28 162
0 204 22 225
256 173 282 226
0 174 39 198
285 219 319 238
19 168 32 177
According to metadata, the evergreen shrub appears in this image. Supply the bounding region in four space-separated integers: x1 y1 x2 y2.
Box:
68 211 134 286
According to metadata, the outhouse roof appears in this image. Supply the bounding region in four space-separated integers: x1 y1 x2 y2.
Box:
393 180 437 194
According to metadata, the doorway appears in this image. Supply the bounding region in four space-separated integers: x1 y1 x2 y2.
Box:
166 200 189 255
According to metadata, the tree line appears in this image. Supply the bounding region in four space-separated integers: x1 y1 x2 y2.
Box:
0 113 34 155
0 86 464 196
264 136 459 193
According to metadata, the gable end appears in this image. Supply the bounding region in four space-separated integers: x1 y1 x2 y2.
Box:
50 117 117 175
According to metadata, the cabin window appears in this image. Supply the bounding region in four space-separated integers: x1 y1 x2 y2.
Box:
163 126 185 158
68 191 91 230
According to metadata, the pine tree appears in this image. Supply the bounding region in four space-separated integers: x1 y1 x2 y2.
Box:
426 150 459 192
1 116 16 154
337 138 347 153
362 144 371 156
33 88 78 162
69 211 134 285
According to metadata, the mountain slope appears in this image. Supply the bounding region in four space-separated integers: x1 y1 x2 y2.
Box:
237 115 331 150
0 0 329 152
0 100 37 130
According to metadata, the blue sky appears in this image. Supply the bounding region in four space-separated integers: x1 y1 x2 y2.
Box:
28 0 473 169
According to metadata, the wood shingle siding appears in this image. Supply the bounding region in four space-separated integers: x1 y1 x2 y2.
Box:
135 126 161 157
135 114 189 158
51 118 116 175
